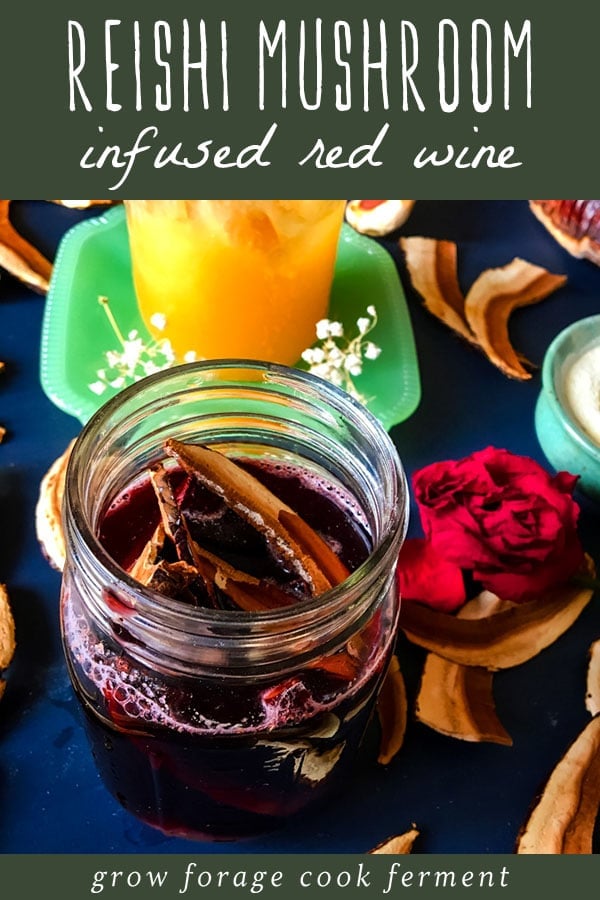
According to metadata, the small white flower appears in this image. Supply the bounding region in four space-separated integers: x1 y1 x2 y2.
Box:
183 350 197 363
316 319 332 340
300 305 382 405
89 295 194 398
344 353 363 376
364 342 382 360
150 312 167 331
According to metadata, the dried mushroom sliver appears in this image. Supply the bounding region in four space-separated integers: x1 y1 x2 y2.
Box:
149 462 297 611
370 827 420 854
377 654 408 765
0 584 15 699
164 439 349 597
463 257 567 380
400 236 475 343
400 556 596 671
0 200 52 294
416 656 512 745
346 200 415 236
415 592 512 744
585 639 600 716
35 440 75 572
516 715 600 854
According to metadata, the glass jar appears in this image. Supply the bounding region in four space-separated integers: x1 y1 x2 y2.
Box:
60 361 408 841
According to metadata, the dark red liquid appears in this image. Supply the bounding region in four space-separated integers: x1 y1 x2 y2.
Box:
62 457 394 840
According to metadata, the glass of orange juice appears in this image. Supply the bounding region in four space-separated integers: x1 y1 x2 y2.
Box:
123 200 346 366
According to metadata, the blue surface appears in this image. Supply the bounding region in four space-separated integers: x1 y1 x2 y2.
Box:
1 200 600 854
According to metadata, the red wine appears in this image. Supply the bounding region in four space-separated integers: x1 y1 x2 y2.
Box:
61 456 394 840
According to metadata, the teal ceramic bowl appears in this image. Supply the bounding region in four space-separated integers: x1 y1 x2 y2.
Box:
535 314 600 502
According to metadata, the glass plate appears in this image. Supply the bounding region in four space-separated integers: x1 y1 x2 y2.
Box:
40 205 421 430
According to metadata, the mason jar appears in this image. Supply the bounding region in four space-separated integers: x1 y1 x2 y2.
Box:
60 361 409 841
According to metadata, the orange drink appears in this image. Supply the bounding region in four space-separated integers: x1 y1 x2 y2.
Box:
124 200 346 366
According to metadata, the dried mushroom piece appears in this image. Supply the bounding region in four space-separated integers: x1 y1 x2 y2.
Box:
415 593 512 744
400 237 568 380
0 359 5 443
164 439 349 597
416 656 512 745
125 441 366 680
143 462 300 611
0 584 15 700
530 200 600 266
463 257 567 380
377 654 408 765
0 200 52 294
346 200 415 236
35 440 75 572
585 639 600 716
400 556 596 671
370 827 420 854
400 236 475 343
516 715 600 854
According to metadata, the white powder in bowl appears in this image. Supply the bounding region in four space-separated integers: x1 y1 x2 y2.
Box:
563 344 600 446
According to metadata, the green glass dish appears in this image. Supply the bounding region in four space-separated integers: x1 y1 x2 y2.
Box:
40 205 421 430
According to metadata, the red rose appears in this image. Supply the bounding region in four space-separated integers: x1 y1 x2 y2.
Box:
411 446 585 604
397 538 466 612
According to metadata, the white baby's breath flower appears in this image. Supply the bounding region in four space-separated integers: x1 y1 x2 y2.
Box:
344 353 363 376
88 295 197 398
183 350 198 363
364 342 382 360
150 312 167 331
300 305 381 404
316 319 332 340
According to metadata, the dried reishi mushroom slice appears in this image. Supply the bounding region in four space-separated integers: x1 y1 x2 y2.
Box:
400 556 596 671
370 827 420 854
346 200 415 236
148 463 296 611
416 656 512 745
516 715 600 854
530 200 600 266
415 592 512 744
164 440 349 597
35 439 75 572
0 200 52 294
377 654 408 765
585 639 600 716
0 584 15 699
188 542 298 613
463 257 567 380
400 236 475 343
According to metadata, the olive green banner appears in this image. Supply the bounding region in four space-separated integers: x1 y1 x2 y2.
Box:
1 853 599 899
0 0 596 196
